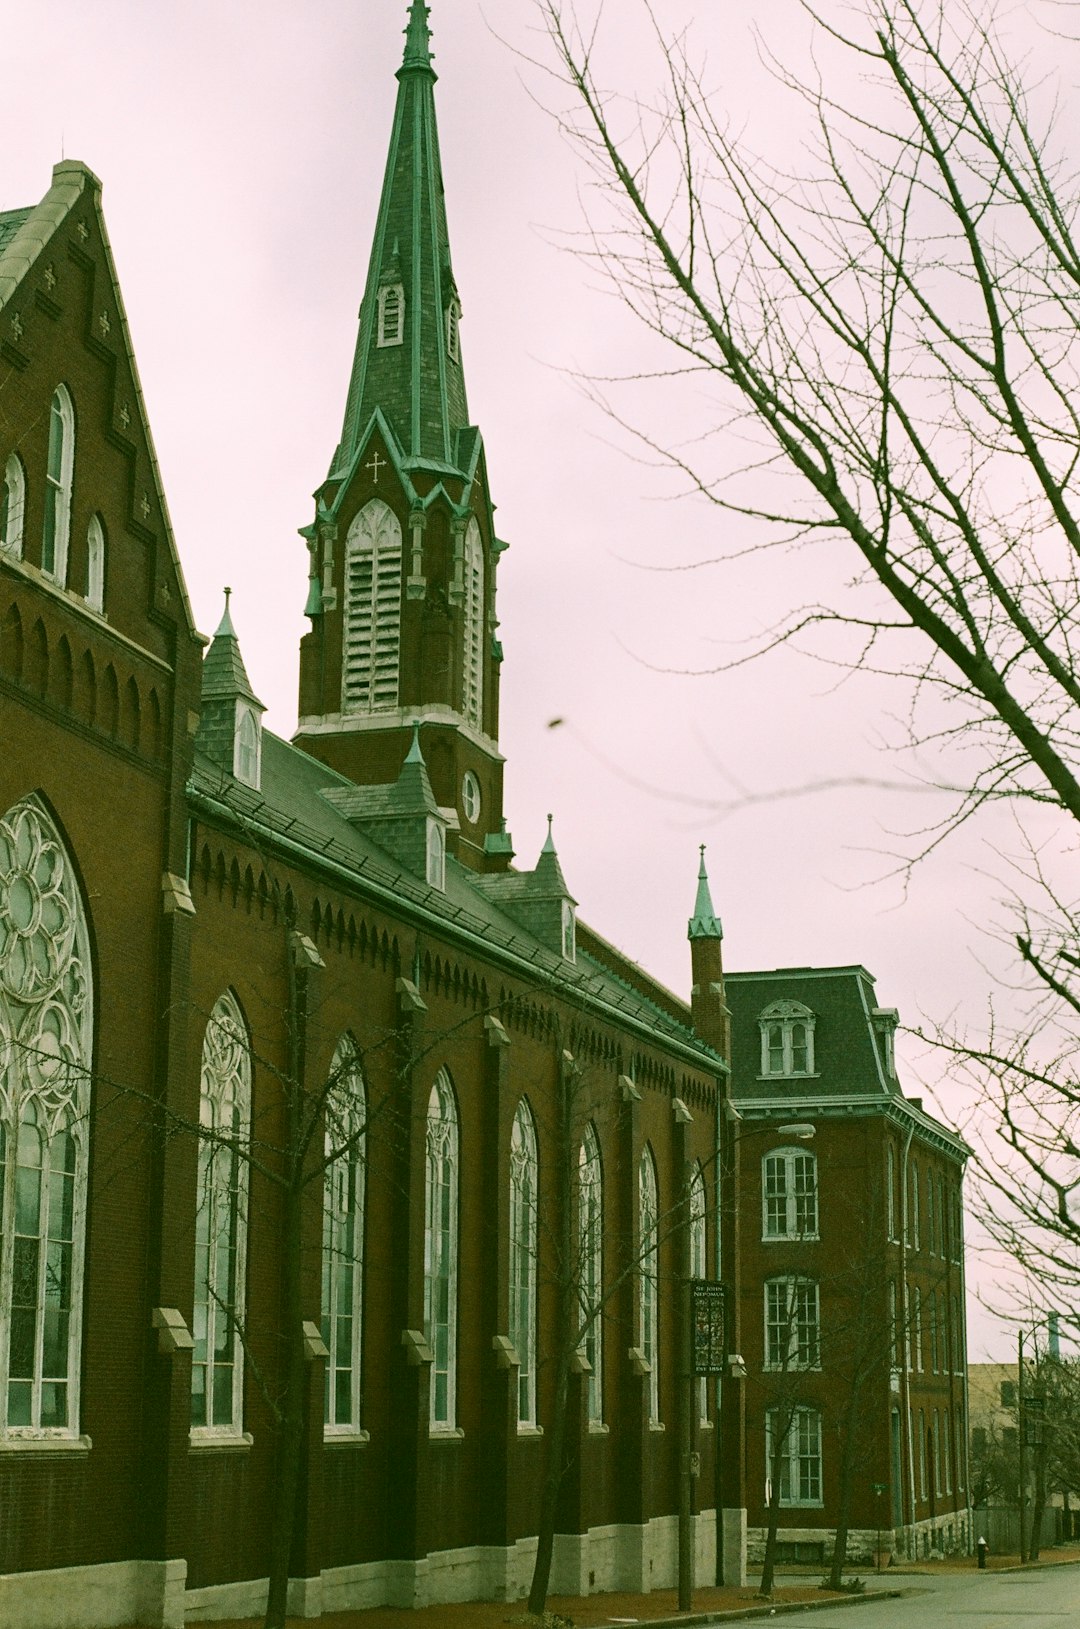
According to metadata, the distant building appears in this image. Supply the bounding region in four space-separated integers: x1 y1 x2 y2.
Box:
725 965 971 1564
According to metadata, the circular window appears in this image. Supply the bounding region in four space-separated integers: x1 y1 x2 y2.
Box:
461 770 482 825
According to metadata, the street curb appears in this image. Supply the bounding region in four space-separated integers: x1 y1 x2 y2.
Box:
599 1587 910 1627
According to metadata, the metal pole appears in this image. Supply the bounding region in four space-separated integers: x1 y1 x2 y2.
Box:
1018 1330 1027 1563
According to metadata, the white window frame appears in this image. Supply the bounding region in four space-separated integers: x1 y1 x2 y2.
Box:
758 1000 815 1078
578 1124 603 1425
888 1279 900 1376
913 1288 923 1372
42 385 74 585
762 1146 818 1240
233 703 261 789
926 1169 936 1256
322 1037 366 1436
343 499 403 713
425 819 445 891
764 1276 820 1372
561 900 576 963
461 517 484 729
0 797 92 1443
424 1069 459 1431
509 1098 538 1428
1 453 26 557
911 1160 920 1250
86 513 105 612
639 1146 660 1423
376 282 405 348
191 991 251 1441
766 1405 823 1507
886 1144 897 1241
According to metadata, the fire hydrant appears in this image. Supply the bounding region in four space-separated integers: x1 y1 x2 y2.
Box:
977 1537 988 1570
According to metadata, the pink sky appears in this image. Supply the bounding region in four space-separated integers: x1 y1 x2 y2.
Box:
5 0 1069 1362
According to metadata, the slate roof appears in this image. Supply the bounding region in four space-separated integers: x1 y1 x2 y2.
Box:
0 208 31 255
188 728 721 1071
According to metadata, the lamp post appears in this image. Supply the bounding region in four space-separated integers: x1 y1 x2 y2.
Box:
711 1112 816 1593
1017 1319 1052 1563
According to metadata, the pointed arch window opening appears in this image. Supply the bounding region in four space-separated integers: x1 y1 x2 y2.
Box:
509 1098 538 1428
42 386 75 586
191 992 251 1438
322 1037 366 1434
343 499 403 714
426 820 445 891
0 796 93 1440
2 454 26 558
446 296 461 363
234 704 261 790
377 282 405 349
578 1124 603 1425
461 518 484 729
424 1069 458 1430
689 1163 708 1424
639 1147 660 1424
86 515 105 614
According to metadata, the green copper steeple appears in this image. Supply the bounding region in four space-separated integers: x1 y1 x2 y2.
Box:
688 846 723 940
333 0 468 477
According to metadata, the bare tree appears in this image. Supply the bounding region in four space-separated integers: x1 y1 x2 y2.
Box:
529 0 1080 1300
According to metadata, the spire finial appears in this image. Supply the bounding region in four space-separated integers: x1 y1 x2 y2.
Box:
216 586 236 638
405 720 425 764
402 1 434 72
688 844 723 941
542 813 556 854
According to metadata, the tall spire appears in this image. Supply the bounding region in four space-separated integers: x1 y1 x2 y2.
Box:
688 845 723 940
333 0 469 477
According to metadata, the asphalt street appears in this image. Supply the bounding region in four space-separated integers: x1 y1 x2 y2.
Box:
750 1564 1080 1627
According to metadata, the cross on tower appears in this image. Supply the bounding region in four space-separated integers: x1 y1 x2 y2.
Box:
365 450 387 484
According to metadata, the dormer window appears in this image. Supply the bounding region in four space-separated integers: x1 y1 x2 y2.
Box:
446 296 461 362
759 1000 815 1078
377 283 405 348
561 900 576 962
426 818 445 891
873 1007 899 1078
234 703 261 789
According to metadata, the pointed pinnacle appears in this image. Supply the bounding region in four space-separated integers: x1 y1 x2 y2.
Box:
405 720 425 764
215 586 236 638
542 813 556 855
402 0 434 71
688 844 723 941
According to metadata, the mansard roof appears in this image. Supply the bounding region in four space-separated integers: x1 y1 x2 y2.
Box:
188 728 722 1074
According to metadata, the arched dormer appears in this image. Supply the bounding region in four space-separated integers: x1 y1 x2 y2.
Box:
758 999 816 1078
343 498 403 713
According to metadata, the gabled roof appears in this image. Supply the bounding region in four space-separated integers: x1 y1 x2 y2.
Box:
187 728 722 1074
332 0 472 480
0 161 196 637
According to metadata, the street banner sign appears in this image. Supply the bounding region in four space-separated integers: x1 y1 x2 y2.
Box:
691 1280 728 1375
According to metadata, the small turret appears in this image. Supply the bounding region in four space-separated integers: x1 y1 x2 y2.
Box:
472 815 578 961
196 590 266 790
688 846 730 1059
318 723 451 891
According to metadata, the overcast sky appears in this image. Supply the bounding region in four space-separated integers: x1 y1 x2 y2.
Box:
6 0 1074 1361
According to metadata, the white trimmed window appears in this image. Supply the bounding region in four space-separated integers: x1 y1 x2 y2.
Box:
888 1280 900 1373
377 282 405 347
910 1160 920 1250
766 1406 822 1507
42 385 74 585
561 901 576 963
919 1408 928 1499
191 992 251 1437
1 454 26 557
343 499 402 712
424 1069 459 1430
913 1289 923 1371
425 819 445 891
86 514 105 612
764 1276 820 1371
509 1098 538 1427
234 704 261 790
462 517 484 729
930 1295 938 1373
926 1169 935 1255
0 797 92 1439
762 1147 817 1239
758 1000 815 1077
578 1124 603 1425
639 1146 659 1422
886 1144 897 1240
689 1163 708 1423
322 1037 366 1434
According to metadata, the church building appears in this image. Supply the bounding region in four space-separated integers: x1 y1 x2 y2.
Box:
0 6 742 1623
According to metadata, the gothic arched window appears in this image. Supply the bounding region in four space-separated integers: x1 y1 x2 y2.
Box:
42 386 75 585
0 796 92 1438
191 991 251 1437
343 498 402 713
234 704 261 790
322 1036 366 1433
462 517 484 729
424 1069 458 1430
689 1162 708 1422
509 1097 538 1427
639 1146 659 1423
1 454 26 557
86 514 105 613
578 1123 603 1425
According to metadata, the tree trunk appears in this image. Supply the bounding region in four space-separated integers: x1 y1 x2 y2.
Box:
1029 1438 1047 1563
528 1341 573 1616
264 1175 306 1629
828 1403 859 1588
759 1411 791 1598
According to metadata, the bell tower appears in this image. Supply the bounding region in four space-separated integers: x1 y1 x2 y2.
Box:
294 1 512 873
